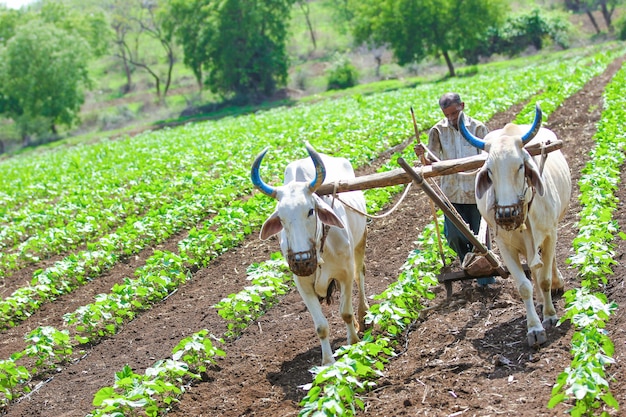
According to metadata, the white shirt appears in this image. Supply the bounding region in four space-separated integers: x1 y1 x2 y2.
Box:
427 115 487 204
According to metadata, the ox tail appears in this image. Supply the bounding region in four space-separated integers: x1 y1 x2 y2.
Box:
320 279 337 305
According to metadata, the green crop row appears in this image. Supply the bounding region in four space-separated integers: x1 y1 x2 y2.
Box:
299 219 453 416
548 57 626 417
87 330 225 417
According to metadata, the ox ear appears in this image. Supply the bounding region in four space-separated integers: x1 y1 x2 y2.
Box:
260 212 283 240
475 167 492 200
313 194 345 228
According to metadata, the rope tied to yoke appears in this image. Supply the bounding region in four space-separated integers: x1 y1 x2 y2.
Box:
327 180 413 219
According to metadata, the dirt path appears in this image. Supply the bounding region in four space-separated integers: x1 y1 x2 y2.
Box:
2 56 625 417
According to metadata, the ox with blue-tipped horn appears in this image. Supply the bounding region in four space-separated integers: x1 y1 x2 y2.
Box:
251 141 326 198
459 104 543 150
249 142 369 366
454 101 571 349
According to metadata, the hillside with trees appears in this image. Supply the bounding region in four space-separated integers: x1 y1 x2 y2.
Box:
0 0 623 154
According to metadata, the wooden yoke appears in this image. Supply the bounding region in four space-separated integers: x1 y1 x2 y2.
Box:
315 140 563 196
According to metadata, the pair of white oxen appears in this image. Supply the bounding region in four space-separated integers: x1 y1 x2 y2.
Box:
251 105 571 365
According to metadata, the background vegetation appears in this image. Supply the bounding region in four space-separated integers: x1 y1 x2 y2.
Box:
0 0 623 155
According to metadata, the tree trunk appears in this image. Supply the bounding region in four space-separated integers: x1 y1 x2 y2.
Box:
122 55 133 93
442 50 455 77
299 1 317 52
600 1 614 32
160 38 175 102
585 10 602 34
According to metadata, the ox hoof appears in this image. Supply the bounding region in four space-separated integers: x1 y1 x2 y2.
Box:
542 316 558 329
527 329 547 347
551 287 564 298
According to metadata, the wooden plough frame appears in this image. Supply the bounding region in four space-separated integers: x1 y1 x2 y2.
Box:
316 140 563 298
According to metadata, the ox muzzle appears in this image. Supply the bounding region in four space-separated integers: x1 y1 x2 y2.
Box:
493 200 527 231
287 248 317 276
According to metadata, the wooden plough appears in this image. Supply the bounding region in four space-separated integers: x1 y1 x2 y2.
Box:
316 140 562 298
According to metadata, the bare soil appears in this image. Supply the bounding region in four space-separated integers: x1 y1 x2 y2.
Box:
1 56 625 417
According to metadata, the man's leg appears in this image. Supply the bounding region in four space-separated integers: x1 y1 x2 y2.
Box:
443 205 472 263
447 204 495 286
459 204 495 286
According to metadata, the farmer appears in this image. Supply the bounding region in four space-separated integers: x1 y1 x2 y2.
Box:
414 92 495 287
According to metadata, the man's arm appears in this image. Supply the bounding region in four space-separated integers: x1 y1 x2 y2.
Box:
418 128 442 164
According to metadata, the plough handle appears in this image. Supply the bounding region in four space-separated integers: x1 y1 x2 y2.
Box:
397 157 509 279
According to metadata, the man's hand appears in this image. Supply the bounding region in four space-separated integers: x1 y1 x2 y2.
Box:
414 143 427 158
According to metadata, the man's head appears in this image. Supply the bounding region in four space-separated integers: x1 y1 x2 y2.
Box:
439 92 465 129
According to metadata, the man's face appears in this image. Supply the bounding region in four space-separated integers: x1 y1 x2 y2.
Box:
442 102 464 129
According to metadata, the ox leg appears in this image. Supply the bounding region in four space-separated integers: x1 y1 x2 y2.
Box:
354 235 369 331
337 269 360 346
551 257 565 296
498 245 546 346
294 276 335 365
536 238 559 329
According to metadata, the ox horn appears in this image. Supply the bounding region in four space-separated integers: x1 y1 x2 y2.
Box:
458 111 486 150
251 147 277 198
305 141 326 192
521 103 542 144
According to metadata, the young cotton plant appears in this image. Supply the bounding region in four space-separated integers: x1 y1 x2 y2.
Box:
0 359 30 409
299 334 393 417
88 330 225 417
549 288 619 416
21 326 73 374
214 254 291 338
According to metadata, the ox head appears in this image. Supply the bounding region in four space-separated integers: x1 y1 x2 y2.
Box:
250 142 345 276
459 104 546 231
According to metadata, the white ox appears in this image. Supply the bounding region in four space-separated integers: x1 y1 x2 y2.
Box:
459 104 571 346
251 142 368 365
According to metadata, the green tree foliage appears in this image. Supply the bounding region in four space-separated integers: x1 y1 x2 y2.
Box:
326 54 359 90
0 6 23 46
349 0 509 77
37 1 111 58
163 0 294 103
461 8 572 64
616 14 626 39
0 20 91 140
160 0 214 90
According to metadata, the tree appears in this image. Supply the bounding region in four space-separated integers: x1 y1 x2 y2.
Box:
160 0 214 91
564 0 624 33
105 0 176 102
349 0 509 77
106 0 136 93
0 20 91 142
209 0 295 102
38 1 111 57
460 8 572 64
162 0 294 103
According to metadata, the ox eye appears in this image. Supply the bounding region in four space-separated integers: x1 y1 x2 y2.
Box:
308 208 315 217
